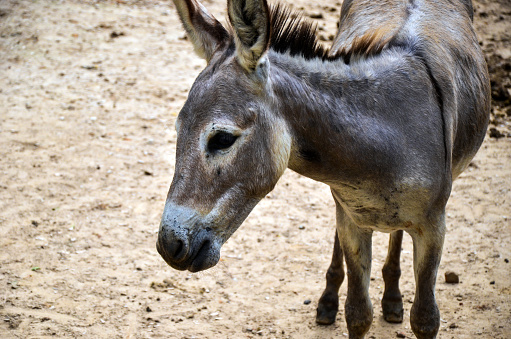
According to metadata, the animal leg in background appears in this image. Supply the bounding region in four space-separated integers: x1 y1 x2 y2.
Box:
382 230 404 323
316 229 345 325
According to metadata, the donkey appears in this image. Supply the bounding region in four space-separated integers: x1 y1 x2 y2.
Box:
156 0 490 337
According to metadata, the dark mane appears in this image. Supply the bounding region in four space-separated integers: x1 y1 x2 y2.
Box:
268 4 397 62
269 4 331 60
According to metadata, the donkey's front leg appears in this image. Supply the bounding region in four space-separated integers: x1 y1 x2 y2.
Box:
410 222 445 339
382 230 404 323
337 204 373 338
316 229 344 325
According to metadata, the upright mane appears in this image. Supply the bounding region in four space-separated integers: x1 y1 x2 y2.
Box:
269 4 330 60
267 3 399 62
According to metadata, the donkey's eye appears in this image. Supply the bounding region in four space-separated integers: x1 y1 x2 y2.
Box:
207 132 238 152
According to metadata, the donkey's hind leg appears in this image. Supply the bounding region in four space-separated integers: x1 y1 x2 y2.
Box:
382 230 404 323
316 229 344 325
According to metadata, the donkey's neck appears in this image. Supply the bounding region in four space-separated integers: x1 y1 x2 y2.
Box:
267 50 407 187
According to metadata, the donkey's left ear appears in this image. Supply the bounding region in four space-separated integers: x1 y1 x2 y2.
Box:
227 0 271 72
173 0 229 62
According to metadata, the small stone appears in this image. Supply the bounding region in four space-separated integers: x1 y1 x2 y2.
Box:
489 127 505 139
308 12 324 19
110 31 125 39
146 306 152 312
445 271 459 284
396 332 406 338
304 299 311 305
449 323 458 329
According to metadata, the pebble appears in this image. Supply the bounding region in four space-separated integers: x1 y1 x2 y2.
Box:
445 271 459 284
308 12 324 19
303 299 311 305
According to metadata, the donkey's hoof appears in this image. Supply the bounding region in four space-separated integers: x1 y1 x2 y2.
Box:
316 293 339 325
383 308 403 323
316 301 338 325
382 300 404 323
316 307 337 325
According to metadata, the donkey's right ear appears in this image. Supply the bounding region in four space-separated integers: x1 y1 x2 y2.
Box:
172 0 229 62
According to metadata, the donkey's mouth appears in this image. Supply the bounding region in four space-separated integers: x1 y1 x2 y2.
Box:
188 239 220 272
156 237 220 272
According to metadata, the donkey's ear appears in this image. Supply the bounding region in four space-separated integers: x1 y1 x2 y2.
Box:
173 0 229 62
227 0 271 72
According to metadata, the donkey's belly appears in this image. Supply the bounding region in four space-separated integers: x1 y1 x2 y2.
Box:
331 182 437 232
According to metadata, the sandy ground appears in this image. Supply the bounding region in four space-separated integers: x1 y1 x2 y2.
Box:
0 0 510 338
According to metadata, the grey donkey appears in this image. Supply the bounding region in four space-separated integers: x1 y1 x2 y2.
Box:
156 0 490 338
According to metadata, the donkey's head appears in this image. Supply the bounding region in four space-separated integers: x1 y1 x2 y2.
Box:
157 0 291 272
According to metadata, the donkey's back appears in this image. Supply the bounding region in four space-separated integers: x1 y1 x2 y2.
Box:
332 0 490 178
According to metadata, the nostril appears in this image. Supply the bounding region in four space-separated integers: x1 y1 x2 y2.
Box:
158 231 188 263
167 237 188 262
195 239 210 260
174 239 184 258
200 239 210 251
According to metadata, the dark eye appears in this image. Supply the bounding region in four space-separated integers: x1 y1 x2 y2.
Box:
207 132 238 153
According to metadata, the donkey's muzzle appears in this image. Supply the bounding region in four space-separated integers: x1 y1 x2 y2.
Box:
156 226 221 272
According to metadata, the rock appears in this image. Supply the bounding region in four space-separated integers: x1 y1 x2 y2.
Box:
308 12 324 19
110 31 125 39
445 271 460 284
489 127 505 139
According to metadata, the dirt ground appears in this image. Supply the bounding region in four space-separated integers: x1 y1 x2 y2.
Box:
0 0 510 338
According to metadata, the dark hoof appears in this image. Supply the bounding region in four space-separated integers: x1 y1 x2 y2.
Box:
316 307 337 325
411 325 440 339
316 295 339 325
383 307 403 323
382 299 403 323
316 290 339 325
411 303 440 339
